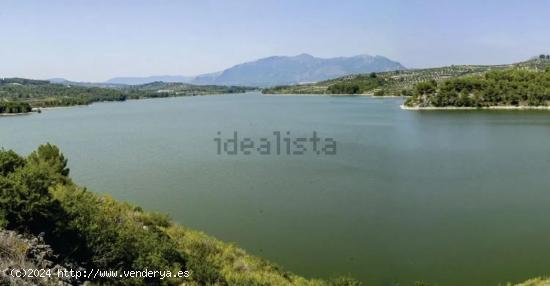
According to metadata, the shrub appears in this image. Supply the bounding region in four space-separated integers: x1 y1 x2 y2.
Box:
51 185 187 285
0 149 25 176
0 162 59 234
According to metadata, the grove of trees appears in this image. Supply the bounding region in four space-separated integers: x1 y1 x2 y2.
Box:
405 69 550 107
327 73 385 94
0 102 32 114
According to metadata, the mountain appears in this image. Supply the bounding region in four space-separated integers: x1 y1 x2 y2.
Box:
48 77 70 83
105 75 194 85
191 54 405 87
104 54 405 87
49 78 129 88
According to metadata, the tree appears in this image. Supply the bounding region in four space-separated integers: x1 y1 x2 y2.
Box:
415 80 437 95
27 143 70 181
0 160 58 233
0 149 25 176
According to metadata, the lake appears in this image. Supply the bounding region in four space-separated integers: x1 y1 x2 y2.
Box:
2 93 550 285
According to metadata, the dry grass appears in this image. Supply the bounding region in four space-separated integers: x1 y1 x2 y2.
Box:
0 230 62 286
515 278 550 286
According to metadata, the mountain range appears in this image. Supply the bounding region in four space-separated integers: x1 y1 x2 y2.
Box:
105 75 194 86
102 54 405 87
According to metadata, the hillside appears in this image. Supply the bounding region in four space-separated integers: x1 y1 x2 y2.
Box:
404 57 550 108
0 230 82 285
262 57 550 96
0 78 254 114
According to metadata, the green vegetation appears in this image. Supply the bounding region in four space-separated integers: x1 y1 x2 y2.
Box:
0 144 359 285
404 68 550 108
0 101 32 114
0 78 254 114
325 73 385 94
128 81 253 95
262 66 495 95
262 58 550 96
514 277 550 286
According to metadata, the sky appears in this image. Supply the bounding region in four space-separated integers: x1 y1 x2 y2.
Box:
1 0 549 82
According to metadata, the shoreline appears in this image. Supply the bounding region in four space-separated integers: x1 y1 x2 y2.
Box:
263 93 405 98
33 106 87 110
0 92 254 117
401 104 550 110
0 105 89 116
0 112 34 116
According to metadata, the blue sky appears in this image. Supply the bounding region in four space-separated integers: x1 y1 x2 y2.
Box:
1 0 549 81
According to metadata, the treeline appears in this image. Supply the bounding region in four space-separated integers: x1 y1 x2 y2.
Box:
0 101 32 114
263 73 387 95
0 77 50 85
326 73 385 94
0 79 254 114
405 68 550 107
0 82 148 110
131 81 254 94
0 145 360 286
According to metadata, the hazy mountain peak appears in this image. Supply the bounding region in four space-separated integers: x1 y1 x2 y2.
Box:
295 53 314 58
105 75 194 85
48 78 69 83
191 53 405 87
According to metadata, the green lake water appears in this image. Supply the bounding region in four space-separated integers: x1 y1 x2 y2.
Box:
1 93 550 285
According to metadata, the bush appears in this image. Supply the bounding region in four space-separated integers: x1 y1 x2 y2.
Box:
0 162 59 234
51 185 187 285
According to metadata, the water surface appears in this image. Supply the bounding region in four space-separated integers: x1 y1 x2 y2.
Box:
1 93 550 285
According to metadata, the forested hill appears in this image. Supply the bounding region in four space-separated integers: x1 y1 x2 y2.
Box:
404 56 550 108
0 78 254 114
262 56 550 96
404 68 550 108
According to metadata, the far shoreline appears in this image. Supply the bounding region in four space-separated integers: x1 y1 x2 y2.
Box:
262 93 406 98
0 112 34 117
401 105 550 111
0 91 257 117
